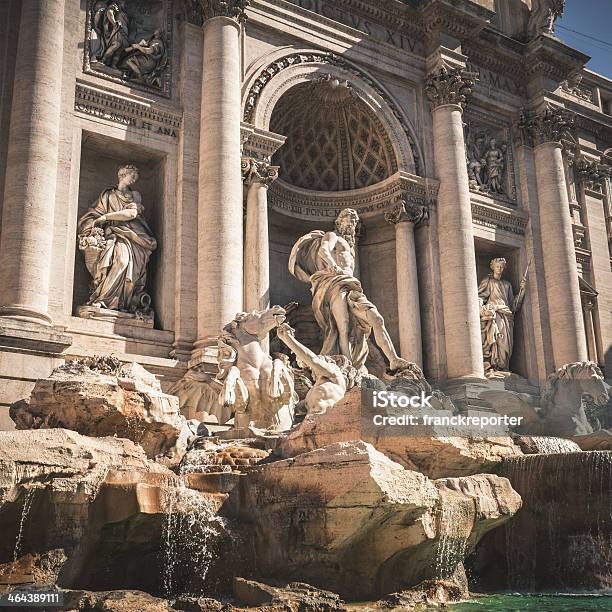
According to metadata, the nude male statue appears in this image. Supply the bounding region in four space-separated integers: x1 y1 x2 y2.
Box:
289 208 409 373
276 322 359 415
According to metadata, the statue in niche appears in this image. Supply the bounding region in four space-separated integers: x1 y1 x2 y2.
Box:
527 0 565 39
90 0 168 89
77 164 157 320
478 258 528 378
289 208 409 373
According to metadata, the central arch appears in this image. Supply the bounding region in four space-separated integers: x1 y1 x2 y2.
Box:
242 48 424 177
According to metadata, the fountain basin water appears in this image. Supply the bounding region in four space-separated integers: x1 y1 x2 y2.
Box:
469 451 612 592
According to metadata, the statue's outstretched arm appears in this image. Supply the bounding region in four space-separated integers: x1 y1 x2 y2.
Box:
277 323 336 380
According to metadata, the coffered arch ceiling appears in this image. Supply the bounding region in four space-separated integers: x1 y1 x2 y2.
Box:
270 78 398 192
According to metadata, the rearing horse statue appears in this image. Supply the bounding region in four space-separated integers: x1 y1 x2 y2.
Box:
217 305 297 431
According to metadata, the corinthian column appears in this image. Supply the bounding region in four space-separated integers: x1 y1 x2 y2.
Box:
195 0 248 349
521 108 587 367
0 0 65 325
243 158 278 313
425 64 484 379
385 199 427 366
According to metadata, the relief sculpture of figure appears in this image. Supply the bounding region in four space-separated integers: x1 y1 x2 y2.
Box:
478 258 528 378
289 208 409 373
93 0 131 68
77 164 157 317
527 0 565 38
122 29 167 87
482 138 505 194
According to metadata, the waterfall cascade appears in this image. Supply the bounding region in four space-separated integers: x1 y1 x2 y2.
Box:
471 451 612 592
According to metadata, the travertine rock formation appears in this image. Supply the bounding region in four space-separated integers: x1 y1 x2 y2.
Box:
0 429 177 590
280 387 522 478
9 358 193 465
227 441 521 600
0 429 233 595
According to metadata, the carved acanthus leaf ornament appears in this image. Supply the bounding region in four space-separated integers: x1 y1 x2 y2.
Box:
425 66 475 111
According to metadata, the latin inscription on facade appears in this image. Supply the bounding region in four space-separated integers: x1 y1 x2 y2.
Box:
285 0 423 55
74 84 181 138
466 63 525 97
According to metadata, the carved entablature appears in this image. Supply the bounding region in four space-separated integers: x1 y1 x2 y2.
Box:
85 0 173 97
471 201 528 236
268 172 437 223
465 110 517 204
74 83 182 137
425 66 474 111
384 198 429 227
241 124 287 162
513 107 575 148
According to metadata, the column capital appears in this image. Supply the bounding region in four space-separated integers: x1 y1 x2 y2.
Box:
385 198 429 227
425 65 474 111
514 107 575 148
575 155 612 191
242 158 279 187
184 0 249 26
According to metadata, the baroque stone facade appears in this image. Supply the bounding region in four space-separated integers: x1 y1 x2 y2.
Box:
0 0 611 426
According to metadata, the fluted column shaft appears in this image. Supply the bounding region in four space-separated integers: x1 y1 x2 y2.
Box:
196 13 244 346
386 201 425 366
526 109 588 366
0 0 65 324
243 160 278 312
426 67 484 379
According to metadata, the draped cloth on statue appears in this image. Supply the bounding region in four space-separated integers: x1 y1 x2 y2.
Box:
478 276 516 372
289 231 372 370
78 188 157 312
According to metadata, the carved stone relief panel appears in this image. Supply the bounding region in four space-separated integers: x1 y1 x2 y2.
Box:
464 110 517 204
84 0 173 97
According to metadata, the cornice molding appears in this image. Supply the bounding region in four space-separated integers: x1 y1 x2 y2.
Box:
471 201 528 236
268 172 437 222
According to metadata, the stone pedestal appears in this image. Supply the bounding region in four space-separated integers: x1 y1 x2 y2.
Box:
76 306 155 329
195 10 246 351
426 62 484 380
385 200 425 366
0 0 65 326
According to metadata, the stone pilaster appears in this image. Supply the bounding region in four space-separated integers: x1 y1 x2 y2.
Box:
517 107 588 367
194 0 248 352
243 158 278 314
385 199 427 367
426 61 484 380
0 0 66 326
